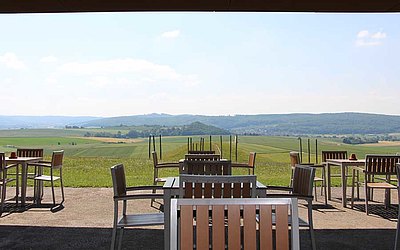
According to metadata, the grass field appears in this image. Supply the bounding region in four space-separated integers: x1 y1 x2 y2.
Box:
1 129 399 187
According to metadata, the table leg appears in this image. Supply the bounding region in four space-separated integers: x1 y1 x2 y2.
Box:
327 163 332 201
21 162 27 206
164 189 171 250
341 164 347 207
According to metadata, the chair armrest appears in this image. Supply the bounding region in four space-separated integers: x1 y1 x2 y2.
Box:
266 186 293 192
231 163 249 168
5 163 18 169
267 193 313 200
126 186 163 192
156 163 180 168
114 193 164 201
28 162 52 168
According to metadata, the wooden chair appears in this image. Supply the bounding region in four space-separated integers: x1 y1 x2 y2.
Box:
0 152 18 216
232 151 256 175
395 163 400 250
151 151 179 208
351 154 400 215
170 197 300 250
290 151 326 204
187 150 215 154
17 148 44 201
152 151 179 186
110 164 164 250
179 174 257 198
181 159 231 175
33 150 65 210
321 150 355 199
267 164 317 250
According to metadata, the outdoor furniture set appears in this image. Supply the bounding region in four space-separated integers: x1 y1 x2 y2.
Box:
111 150 320 250
0 149 65 216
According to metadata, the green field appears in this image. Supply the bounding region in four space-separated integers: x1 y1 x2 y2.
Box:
1 129 399 187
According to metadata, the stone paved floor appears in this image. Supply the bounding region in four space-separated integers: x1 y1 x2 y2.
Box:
0 187 398 249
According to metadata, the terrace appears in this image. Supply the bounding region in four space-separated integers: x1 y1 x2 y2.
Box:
1 1 400 250
0 186 397 249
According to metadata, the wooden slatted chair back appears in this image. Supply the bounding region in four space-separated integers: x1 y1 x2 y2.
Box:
187 150 215 154
170 198 300 250
17 148 44 158
152 151 159 168
290 151 301 167
179 174 257 198
292 165 316 197
0 152 5 171
365 154 400 175
248 151 256 168
110 163 127 197
184 154 221 161
181 160 231 175
51 150 64 169
321 151 347 162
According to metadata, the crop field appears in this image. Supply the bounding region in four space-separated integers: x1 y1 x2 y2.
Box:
1 129 399 187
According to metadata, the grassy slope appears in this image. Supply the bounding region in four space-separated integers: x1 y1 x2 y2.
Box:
1 131 399 187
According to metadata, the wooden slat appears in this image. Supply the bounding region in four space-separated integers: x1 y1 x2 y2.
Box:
197 205 209 250
185 182 193 198
228 205 241 250
194 183 202 198
223 183 232 198
275 204 289 250
233 182 241 197
214 183 222 198
212 205 225 250
204 182 212 198
180 205 193 250
259 205 273 250
242 183 251 198
243 205 256 250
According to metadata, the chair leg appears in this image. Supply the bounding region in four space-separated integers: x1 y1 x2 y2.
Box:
395 204 400 250
351 169 355 209
323 167 327 205
0 183 5 217
314 181 318 202
356 170 360 200
365 183 369 215
111 201 118 250
307 200 316 250
117 227 124 250
60 169 65 205
51 180 56 209
15 165 19 206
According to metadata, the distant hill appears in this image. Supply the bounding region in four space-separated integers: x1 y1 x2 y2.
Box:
76 112 400 135
2 113 400 135
0 116 99 129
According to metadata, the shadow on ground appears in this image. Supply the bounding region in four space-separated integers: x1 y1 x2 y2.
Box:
0 226 396 250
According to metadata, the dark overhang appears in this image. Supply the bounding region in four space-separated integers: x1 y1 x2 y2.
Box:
1 0 400 13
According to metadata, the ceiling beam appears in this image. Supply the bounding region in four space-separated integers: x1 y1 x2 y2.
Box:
1 0 400 13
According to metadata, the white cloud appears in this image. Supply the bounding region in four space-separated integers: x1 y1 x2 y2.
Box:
40 56 58 63
357 30 369 38
161 30 181 39
371 32 387 39
0 52 26 70
56 58 199 87
355 30 387 47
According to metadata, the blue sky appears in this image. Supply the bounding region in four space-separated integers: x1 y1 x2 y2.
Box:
0 13 399 117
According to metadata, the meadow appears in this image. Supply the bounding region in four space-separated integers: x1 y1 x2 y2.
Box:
1 128 400 187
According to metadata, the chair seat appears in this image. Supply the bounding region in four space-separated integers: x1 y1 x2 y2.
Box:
366 182 397 189
117 213 164 227
34 175 60 181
